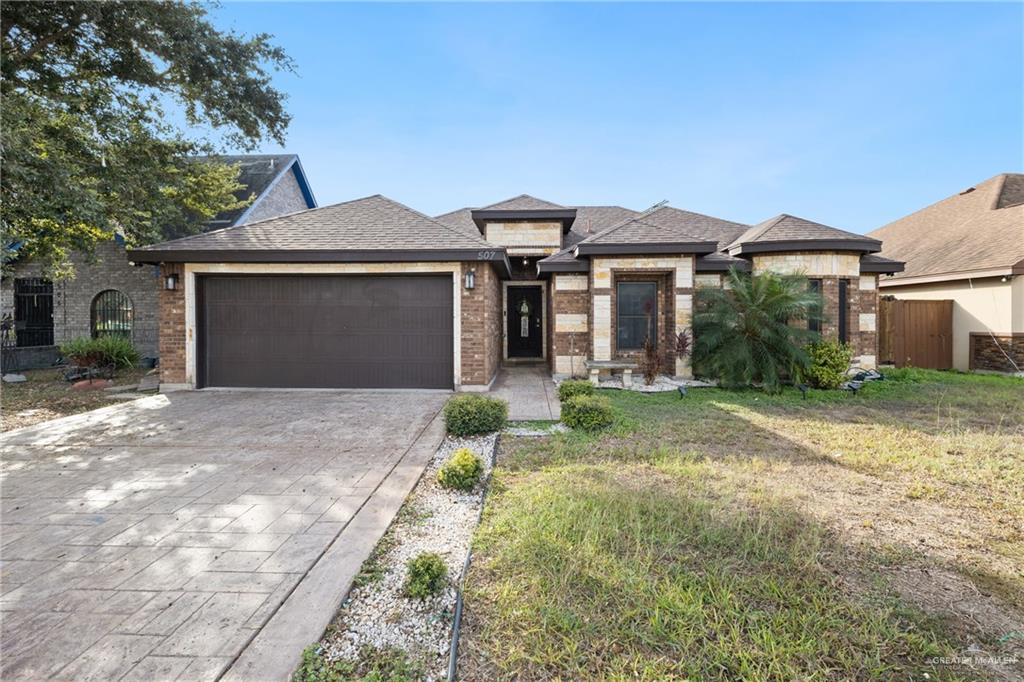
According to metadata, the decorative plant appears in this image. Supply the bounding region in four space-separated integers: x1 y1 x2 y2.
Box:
443 394 508 436
557 379 594 402
675 329 692 360
403 552 448 599
60 336 139 370
639 335 661 385
561 394 614 430
692 268 821 393
437 448 483 492
803 340 854 389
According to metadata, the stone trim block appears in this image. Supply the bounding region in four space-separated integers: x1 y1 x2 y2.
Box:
859 313 876 332
593 295 612 360
555 313 588 333
555 274 589 291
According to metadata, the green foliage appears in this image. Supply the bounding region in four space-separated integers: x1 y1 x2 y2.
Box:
1 1 294 272
443 394 508 436
803 340 854 389
60 335 139 369
693 268 822 393
437 447 484 492
292 644 422 682
403 552 448 599
561 394 614 430
557 379 594 402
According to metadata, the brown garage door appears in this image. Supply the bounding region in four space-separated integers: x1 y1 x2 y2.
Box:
197 275 453 389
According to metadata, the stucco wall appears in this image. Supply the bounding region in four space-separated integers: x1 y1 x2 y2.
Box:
3 240 161 357
881 276 1018 371
242 167 311 224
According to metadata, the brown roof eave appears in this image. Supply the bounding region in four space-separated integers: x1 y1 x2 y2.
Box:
126 248 513 277
576 241 718 256
860 260 906 274
470 209 577 234
728 238 882 257
536 259 590 274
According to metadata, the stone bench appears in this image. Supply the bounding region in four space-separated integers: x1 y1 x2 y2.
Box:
584 360 639 387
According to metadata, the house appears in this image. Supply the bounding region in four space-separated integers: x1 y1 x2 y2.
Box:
126 193 902 391
1 154 316 369
868 173 1024 372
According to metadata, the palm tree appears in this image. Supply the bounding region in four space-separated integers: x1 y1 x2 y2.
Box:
693 267 822 392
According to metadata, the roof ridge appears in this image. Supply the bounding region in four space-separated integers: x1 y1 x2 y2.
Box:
577 202 667 244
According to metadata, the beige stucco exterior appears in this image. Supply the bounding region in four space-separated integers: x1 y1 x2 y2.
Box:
880 275 1022 371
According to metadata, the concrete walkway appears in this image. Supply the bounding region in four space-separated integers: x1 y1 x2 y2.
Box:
490 365 561 421
0 391 446 682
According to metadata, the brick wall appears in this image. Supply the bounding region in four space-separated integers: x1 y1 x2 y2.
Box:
970 333 1024 372
551 274 590 376
3 240 161 356
460 262 502 386
159 263 186 384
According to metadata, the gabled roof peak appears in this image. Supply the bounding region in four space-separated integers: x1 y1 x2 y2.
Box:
728 214 881 256
481 194 566 211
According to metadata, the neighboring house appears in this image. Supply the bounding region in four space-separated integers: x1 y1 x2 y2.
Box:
127 193 902 391
1 154 316 368
869 173 1024 372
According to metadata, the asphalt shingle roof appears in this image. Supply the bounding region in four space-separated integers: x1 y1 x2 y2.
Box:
868 173 1024 280
134 194 493 254
200 154 303 227
728 214 878 251
481 194 567 211
577 205 733 248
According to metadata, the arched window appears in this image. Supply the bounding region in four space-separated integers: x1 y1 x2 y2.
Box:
91 290 133 339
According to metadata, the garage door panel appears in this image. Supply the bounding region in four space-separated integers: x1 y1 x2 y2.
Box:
199 275 453 389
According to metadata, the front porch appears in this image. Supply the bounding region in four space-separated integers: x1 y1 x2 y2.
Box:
490 365 560 421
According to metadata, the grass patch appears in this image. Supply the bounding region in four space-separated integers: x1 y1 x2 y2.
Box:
466 462 962 680
461 369 1023 679
292 644 423 682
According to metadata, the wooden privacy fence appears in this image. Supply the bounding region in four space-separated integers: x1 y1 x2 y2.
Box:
878 298 953 369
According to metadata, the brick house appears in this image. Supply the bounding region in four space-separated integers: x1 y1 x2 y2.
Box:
126 193 903 391
1 155 316 370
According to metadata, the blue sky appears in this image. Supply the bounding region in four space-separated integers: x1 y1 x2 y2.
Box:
210 2 1022 234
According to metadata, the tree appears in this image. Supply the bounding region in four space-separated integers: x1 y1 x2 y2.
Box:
1 1 294 274
693 268 823 392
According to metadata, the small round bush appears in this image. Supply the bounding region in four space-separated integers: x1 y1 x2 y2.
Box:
404 552 448 599
561 394 614 430
437 447 483 491
557 379 594 403
443 394 508 436
803 340 853 389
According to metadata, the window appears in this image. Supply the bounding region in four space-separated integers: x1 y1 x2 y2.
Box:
91 290 133 339
616 281 657 350
808 278 822 334
838 279 849 343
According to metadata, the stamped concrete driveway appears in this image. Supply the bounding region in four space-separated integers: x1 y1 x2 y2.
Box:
0 390 447 682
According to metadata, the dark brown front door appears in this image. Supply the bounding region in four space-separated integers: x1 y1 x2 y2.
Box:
506 286 543 358
197 275 453 389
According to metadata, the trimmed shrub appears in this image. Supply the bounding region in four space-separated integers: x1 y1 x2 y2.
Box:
443 394 507 436
404 552 448 599
557 379 594 402
437 447 483 492
60 336 139 369
561 394 614 430
803 340 854 389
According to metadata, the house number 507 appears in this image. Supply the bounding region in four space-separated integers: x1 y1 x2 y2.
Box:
477 250 497 260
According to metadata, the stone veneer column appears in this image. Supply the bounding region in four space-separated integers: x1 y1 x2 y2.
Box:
551 273 590 376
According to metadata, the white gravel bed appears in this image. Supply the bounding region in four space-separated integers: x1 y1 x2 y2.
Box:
320 432 498 679
557 375 716 393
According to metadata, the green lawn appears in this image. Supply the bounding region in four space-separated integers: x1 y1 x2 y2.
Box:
460 370 1024 681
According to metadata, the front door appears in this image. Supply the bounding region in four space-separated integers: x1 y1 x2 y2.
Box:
507 286 543 358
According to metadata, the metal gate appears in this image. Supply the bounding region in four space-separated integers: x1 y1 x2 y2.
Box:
878 298 953 369
13 278 55 347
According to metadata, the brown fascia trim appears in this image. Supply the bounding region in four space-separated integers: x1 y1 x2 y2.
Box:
860 259 905 274
695 257 751 272
470 209 577 234
728 238 882 257
575 241 718 256
879 265 1019 287
536 258 589 274
126 248 513 277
